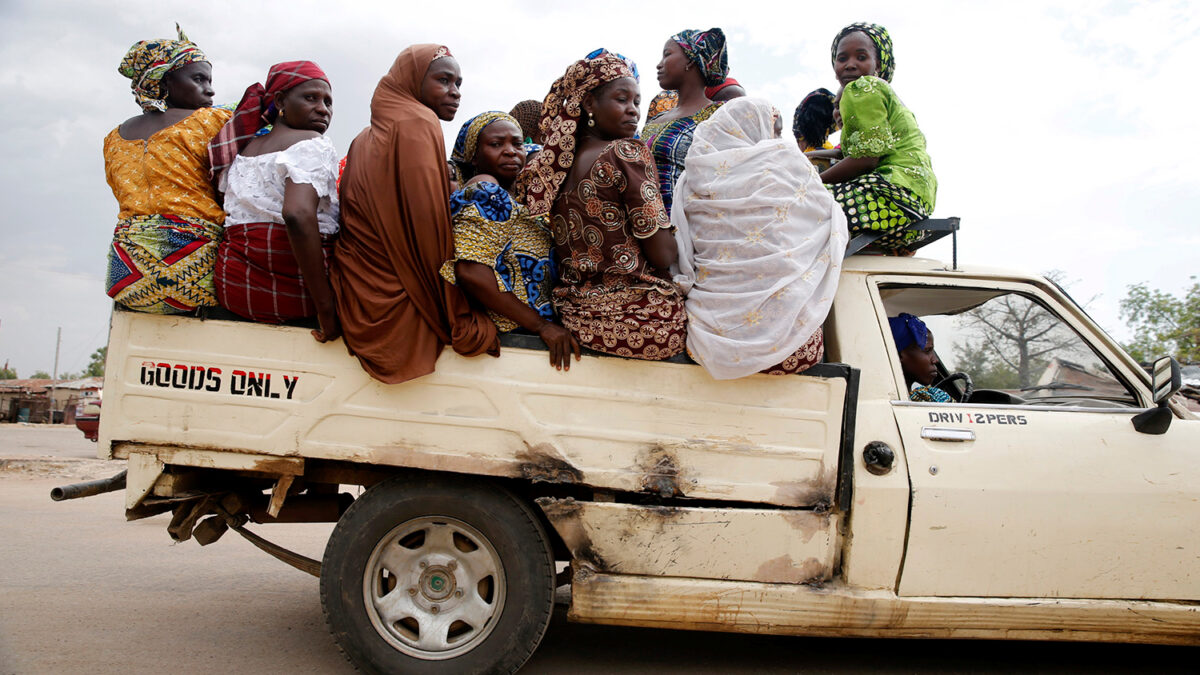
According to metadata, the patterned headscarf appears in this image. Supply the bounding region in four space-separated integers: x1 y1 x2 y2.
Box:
118 24 209 112
584 48 639 82
509 99 542 143
516 52 635 217
831 22 895 83
207 60 330 179
450 111 521 184
793 87 836 147
672 28 729 87
889 313 929 352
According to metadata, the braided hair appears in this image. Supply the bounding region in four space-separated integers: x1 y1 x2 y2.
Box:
793 88 836 150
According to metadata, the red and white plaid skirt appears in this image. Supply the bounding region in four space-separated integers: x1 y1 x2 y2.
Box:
215 222 333 324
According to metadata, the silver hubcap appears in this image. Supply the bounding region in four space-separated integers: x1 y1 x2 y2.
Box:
363 516 505 659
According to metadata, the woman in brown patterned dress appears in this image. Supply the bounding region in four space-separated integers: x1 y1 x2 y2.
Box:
518 51 686 360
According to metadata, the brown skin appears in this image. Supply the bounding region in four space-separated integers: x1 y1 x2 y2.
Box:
118 61 214 141
419 57 462 121
899 330 941 387
240 79 341 343
653 39 710 123
821 33 884 184
453 120 582 371
577 77 678 273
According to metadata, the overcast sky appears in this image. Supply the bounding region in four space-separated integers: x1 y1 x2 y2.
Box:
0 0 1196 377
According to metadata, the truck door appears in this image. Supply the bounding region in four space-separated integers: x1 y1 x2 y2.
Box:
874 279 1200 601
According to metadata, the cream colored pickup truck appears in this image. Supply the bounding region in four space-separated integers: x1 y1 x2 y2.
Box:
73 255 1198 674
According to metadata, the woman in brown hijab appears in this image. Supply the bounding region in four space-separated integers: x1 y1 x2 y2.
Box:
332 44 498 383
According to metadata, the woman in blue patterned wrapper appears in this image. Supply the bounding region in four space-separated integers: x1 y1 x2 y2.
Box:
441 111 581 371
890 313 952 402
821 22 937 253
641 27 728 214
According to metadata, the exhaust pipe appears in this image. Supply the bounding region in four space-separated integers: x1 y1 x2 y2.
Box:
51 470 128 502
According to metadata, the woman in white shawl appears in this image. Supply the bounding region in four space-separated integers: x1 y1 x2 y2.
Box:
671 97 848 379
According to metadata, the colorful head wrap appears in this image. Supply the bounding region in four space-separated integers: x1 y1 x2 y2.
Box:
831 22 895 82
509 99 542 143
672 28 729 88
118 24 209 113
889 313 929 352
450 111 521 184
515 52 635 217
793 87 836 147
647 90 679 119
703 76 740 99
207 60 330 179
584 48 639 82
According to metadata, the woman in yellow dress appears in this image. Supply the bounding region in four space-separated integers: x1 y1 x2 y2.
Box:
103 26 231 314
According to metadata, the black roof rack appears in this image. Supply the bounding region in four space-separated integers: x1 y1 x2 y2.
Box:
846 217 960 268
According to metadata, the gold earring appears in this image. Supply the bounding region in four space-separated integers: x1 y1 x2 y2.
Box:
587 111 594 127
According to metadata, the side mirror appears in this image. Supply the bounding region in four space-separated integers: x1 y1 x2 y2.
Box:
1132 356 1182 435
1149 356 1183 405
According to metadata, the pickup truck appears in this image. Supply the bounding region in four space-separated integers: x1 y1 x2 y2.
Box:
68 254 1199 674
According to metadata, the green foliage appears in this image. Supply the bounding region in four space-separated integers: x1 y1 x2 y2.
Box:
31 370 51 379
952 340 1024 390
0 366 16 379
84 346 107 378
1120 278 1200 363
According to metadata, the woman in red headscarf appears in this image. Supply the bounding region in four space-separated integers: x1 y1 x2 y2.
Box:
331 45 498 383
208 61 341 341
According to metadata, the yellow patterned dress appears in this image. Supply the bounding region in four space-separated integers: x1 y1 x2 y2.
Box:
103 106 231 313
440 182 555 332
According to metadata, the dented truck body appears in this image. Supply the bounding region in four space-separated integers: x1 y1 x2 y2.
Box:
92 256 1200 667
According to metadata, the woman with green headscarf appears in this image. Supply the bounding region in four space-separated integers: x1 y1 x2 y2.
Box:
441 111 579 370
103 25 231 314
821 22 937 253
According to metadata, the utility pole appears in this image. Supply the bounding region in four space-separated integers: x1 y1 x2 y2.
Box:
49 327 61 424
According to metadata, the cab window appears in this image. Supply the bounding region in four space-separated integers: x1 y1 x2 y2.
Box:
879 284 1140 408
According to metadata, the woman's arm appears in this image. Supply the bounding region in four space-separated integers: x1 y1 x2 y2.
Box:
281 179 340 343
820 155 879 184
641 229 678 273
455 261 580 371
804 148 842 161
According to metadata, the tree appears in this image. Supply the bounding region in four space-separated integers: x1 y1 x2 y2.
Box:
0 366 16 379
31 370 51 379
83 346 107 378
952 271 1091 389
1119 278 1200 363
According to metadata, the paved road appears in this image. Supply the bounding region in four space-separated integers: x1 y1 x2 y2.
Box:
1 426 1193 674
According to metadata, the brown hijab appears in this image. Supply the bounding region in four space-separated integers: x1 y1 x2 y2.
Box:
331 44 498 383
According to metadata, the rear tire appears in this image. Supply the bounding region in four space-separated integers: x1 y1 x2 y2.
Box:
320 474 554 674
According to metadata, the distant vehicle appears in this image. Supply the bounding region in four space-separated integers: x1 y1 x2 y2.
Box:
75 401 101 442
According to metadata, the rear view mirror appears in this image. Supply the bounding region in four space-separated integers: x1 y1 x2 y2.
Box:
1132 356 1182 435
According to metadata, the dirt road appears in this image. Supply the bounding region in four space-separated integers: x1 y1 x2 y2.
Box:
1 425 1192 673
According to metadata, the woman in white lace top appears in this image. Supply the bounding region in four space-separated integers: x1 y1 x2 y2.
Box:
208 61 341 341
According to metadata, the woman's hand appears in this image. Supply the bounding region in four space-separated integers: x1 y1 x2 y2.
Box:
537 321 582 371
312 305 342 343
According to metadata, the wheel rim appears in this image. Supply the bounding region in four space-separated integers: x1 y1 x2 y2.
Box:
363 516 506 660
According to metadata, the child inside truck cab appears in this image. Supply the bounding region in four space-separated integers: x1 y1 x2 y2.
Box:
889 313 951 402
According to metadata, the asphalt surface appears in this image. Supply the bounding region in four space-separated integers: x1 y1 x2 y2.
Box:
1 424 1194 674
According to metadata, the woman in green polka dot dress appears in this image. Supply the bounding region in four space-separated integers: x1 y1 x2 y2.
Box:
821 22 936 252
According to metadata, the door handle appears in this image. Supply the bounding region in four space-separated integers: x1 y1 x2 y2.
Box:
921 427 975 442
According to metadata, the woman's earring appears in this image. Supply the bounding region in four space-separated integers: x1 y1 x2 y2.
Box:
587 111 595 127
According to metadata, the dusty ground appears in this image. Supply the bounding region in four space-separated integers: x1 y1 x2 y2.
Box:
1 425 1193 674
